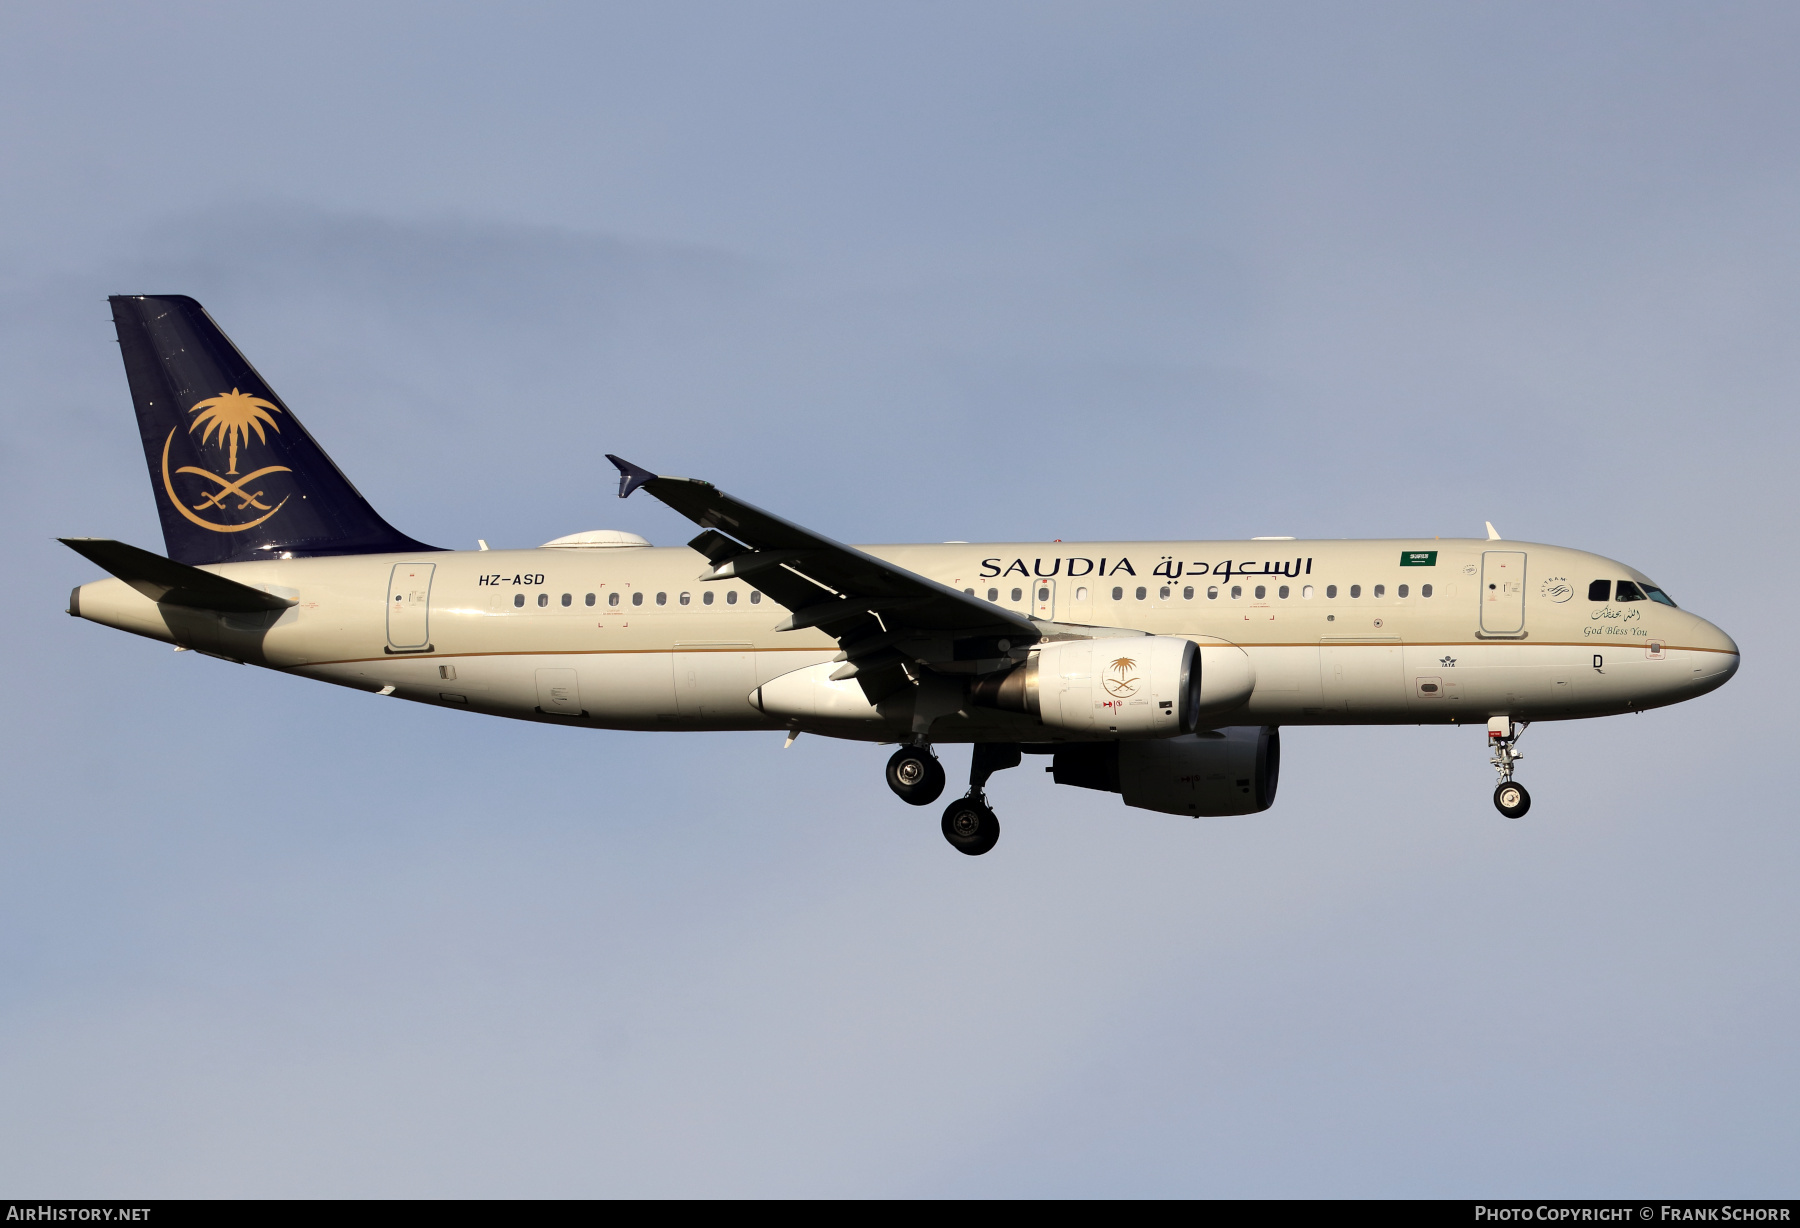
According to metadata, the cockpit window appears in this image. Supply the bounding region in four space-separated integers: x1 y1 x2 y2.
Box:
1643 584 1677 608
1588 580 1611 602
1614 580 1646 602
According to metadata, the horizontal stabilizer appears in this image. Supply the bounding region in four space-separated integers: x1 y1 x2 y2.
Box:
60 538 296 613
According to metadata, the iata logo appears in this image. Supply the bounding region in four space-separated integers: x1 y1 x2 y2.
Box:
1540 576 1574 603
160 389 293 533
1103 656 1141 699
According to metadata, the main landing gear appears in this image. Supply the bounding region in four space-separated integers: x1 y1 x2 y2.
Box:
887 743 1022 855
939 744 1020 857
886 746 946 807
1488 716 1531 819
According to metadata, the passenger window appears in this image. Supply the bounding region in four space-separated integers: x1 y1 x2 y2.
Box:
1037 586 1049 602
987 587 999 602
1278 585 1289 599
679 592 690 606
1350 585 1361 598
608 592 620 607
964 588 974 596
750 591 761 604
704 590 715 605
1075 586 1088 600
1302 585 1313 599
1207 586 1218 600
514 593 525 608
1010 587 1023 603
1397 584 1408 598
1112 586 1123 601
561 593 572 607
1159 585 1170 599
632 592 643 606
1326 584 1337 598
1230 585 1242 599
1135 586 1147 600
1421 584 1432 598
1373 584 1385 598
1183 586 1194 600
1588 580 1611 601
585 593 595 606
537 592 549 607
1615 581 1646 602
1644 585 1677 608
727 590 739 605
1254 585 1265 600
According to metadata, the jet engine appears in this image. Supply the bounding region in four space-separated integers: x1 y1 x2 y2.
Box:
971 635 1201 737
1050 726 1281 816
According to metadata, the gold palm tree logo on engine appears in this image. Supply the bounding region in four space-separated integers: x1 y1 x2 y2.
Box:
1103 656 1141 698
157 389 294 534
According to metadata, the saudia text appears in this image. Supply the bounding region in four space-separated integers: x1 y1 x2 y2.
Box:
980 556 1313 582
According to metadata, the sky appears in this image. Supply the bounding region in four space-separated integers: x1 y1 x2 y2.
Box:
1 1 1796 1197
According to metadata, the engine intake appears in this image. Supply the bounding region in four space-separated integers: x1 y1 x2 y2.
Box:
971 635 1201 737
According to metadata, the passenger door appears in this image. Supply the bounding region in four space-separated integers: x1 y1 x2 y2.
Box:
386 562 435 652
1480 551 1527 635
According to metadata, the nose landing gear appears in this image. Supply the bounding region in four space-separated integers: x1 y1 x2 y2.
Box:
1494 780 1530 818
1488 717 1531 818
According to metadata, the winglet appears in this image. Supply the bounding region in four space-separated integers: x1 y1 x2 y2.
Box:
1486 521 1502 541
606 455 658 499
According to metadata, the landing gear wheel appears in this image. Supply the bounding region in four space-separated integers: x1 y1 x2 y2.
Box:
1493 781 1531 819
941 796 1000 856
886 747 945 806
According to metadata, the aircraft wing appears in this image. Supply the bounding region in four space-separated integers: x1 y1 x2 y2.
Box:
607 455 1036 699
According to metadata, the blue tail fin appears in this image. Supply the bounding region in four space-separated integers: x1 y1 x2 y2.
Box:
110 295 439 565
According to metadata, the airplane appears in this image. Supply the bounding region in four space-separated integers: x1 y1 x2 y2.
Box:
63 295 1740 855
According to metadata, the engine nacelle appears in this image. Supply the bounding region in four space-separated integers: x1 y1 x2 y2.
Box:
1050 726 1281 816
972 635 1202 738
1193 640 1255 717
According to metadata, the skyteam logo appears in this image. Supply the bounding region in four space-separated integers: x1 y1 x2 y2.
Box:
159 389 294 533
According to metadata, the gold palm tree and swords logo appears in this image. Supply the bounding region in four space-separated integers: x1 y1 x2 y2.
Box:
158 389 294 533
1103 656 1141 698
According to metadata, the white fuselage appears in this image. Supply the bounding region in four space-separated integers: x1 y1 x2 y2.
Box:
70 536 1739 741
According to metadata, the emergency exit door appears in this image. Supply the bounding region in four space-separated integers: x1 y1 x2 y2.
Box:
386 562 435 651
1034 579 1056 620
1480 551 1527 635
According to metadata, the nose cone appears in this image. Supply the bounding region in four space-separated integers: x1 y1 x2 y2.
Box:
1681 614 1740 696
